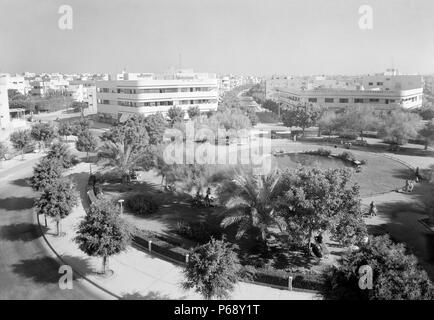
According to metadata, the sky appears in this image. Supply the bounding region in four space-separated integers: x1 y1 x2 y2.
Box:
0 0 434 76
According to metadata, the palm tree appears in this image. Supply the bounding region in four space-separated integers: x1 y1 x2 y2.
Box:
98 141 145 183
219 170 282 241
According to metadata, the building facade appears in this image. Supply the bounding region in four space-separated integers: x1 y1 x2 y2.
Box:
277 72 423 111
96 71 218 122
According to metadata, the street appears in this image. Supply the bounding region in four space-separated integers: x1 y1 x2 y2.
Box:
0 157 103 299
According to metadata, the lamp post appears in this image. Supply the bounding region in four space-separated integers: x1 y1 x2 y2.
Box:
118 199 124 215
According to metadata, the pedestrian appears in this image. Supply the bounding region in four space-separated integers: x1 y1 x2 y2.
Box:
368 201 377 217
205 187 211 206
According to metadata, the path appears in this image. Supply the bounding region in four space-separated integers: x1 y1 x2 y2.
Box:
42 162 319 300
0 156 108 299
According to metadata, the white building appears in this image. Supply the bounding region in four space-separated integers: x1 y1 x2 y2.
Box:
277 71 423 111
96 70 219 122
30 78 69 96
67 80 98 115
0 75 10 132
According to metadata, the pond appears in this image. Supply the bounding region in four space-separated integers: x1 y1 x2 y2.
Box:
272 153 352 170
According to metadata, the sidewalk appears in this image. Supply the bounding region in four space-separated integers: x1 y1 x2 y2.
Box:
40 162 319 300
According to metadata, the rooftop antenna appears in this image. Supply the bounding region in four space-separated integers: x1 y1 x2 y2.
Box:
178 53 182 70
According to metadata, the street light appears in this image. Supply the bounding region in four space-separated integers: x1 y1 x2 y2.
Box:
118 199 124 215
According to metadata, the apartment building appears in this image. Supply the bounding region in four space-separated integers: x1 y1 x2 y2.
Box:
277 71 423 111
96 70 219 122
30 79 69 96
67 80 98 115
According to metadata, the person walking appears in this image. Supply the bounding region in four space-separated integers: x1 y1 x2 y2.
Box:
368 201 377 217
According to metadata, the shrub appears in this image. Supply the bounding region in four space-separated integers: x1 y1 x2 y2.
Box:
126 194 159 215
338 132 358 140
241 266 324 291
305 148 331 157
337 151 356 162
175 219 222 244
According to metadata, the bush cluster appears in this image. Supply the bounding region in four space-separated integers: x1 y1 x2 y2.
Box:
175 219 222 244
305 148 331 157
126 194 159 215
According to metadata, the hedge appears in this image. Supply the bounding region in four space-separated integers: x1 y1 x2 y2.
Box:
242 266 324 291
133 228 188 264
132 227 323 291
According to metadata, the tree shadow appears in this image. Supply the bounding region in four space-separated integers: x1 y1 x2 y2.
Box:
0 197 35 211
11 257 66 284
0 223 48 242
391 167 415 180
121 291 179 300
60 254 95 279
9 178 30 187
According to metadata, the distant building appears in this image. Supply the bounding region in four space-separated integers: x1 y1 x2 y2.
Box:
0 75 10 131
67 80 98 115
96 70 219 122
30 79 69 96
277 70 423 111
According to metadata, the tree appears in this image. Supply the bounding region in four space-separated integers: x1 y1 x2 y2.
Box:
262 100 280 115
0 141 8 160
57 121 74 141
10 129 32 159
30 157 63 191
71 118 90 136
187 106 201 119
218 170 282 241
317 111 338 137
281 105 320 134
30 122 57 150
75 198 131 274
46 142 75 169
167 106 185 125
334 106 379 140
276 167 365 255
182 238 240 300
378 110 422 145
321 235 434 300
35 178 78 236
99 114 150 183
144 112 167 145
419 119 434 150
76 129 98 161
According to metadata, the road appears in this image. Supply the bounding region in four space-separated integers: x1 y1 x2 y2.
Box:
0 157 104 299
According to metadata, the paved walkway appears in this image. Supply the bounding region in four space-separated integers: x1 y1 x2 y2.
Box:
42 162 319 300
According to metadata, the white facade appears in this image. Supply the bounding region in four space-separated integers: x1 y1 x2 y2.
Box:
30 79 69 96
0 75 11 131
6 74 30 95
96 71 219 122
277 72 423 110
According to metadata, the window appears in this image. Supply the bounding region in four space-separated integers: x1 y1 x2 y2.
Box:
369 99 379 103
339 98 349 103
325 98 334 103
354 98 364 103
377 82 383 86
368 82 373 86
308 98 317 102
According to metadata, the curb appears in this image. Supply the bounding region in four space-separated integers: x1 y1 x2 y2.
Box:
36 210 121 300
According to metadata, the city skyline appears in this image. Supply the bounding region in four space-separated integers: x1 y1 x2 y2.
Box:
1 0 434 76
